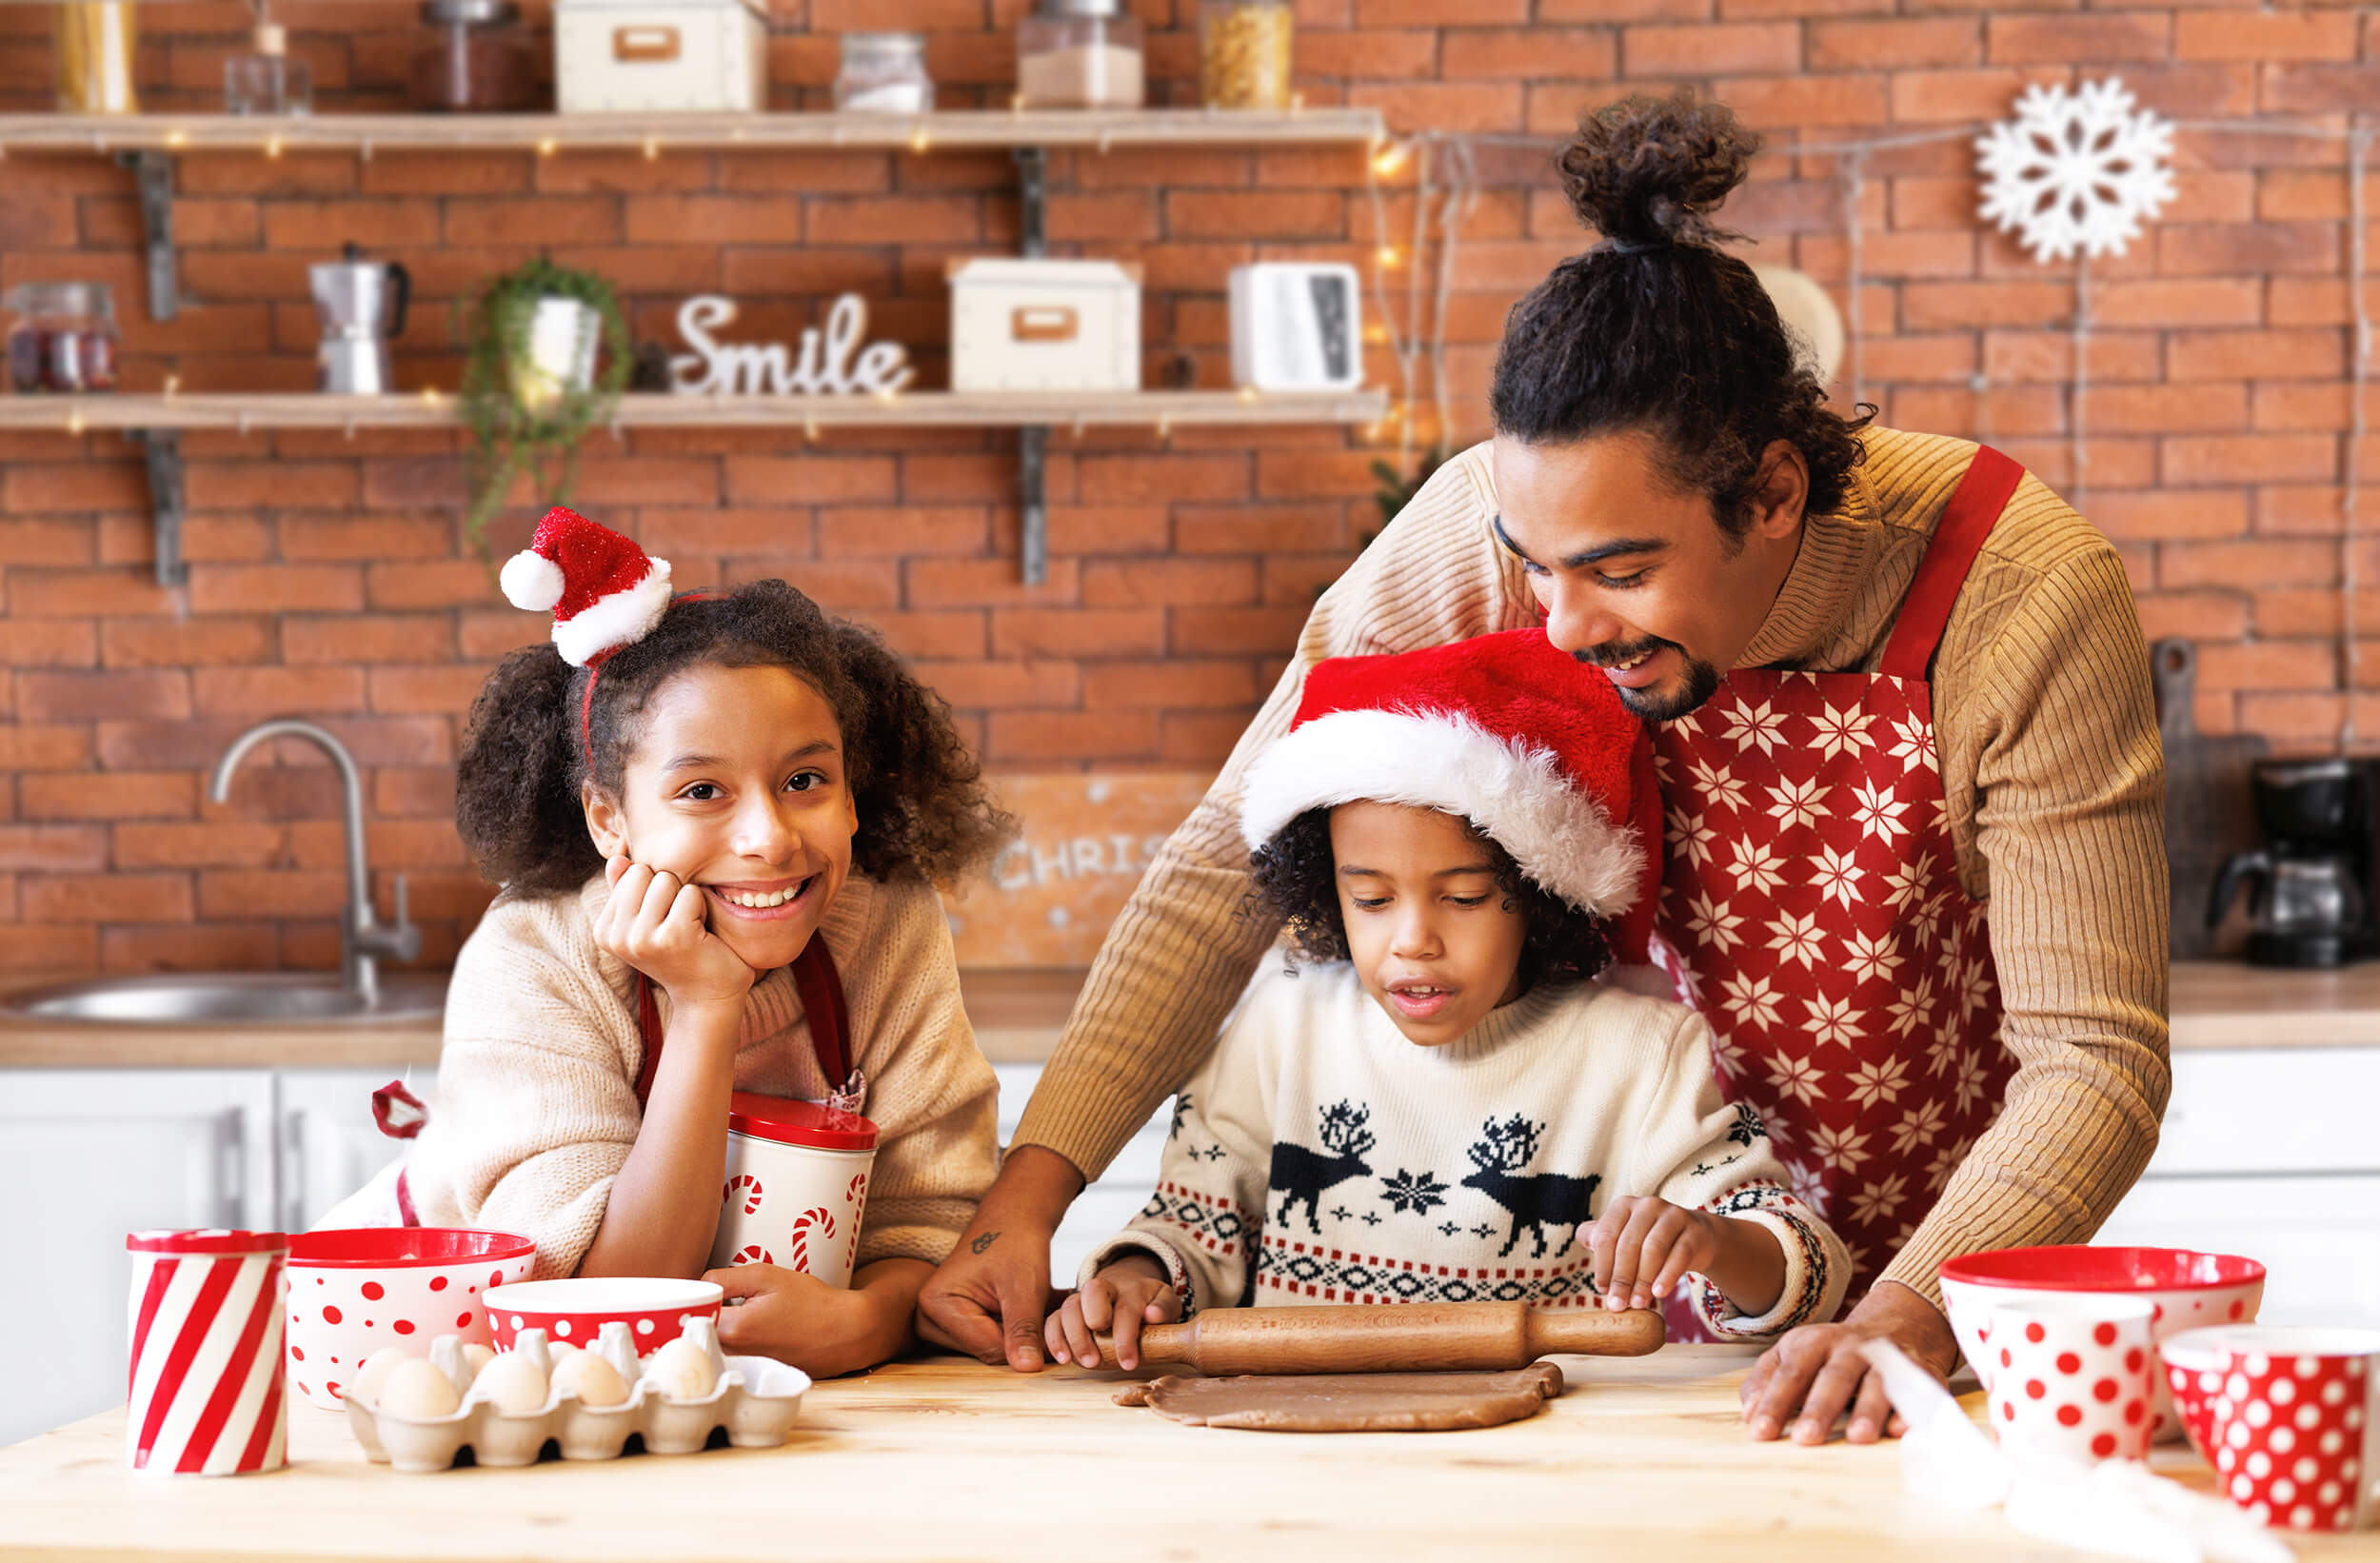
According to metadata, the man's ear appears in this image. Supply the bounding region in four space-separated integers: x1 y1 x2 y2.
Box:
1746 439 1810 541
583 782 628 861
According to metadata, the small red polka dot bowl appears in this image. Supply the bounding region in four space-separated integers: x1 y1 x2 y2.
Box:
1982 1295 2158 1468
2160 1326 2380 1533
482 1276 723 1354
284 1229 536 1412
1941 1245 2267 1442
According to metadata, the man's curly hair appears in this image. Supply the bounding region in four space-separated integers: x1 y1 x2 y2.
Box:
1246 806 1613 985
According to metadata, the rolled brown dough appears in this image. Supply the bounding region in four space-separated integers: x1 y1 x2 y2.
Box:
1112 1362 1564 1433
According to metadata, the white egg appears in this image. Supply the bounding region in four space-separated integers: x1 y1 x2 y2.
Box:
547 1340 580 1362
351 1345 415 1407
468 1350 551 1415
561 1351 632 1408
378 1356 463 1420
645 1336 719 1400
460 1343 496 1378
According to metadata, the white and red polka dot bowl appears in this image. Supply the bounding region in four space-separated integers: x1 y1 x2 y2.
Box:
285 1228 536 1411
482 1276 723 1353
2160 1325 2380 1533
1940 1245 2266 1442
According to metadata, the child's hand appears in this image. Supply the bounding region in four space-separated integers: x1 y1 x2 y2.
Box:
1043 1254 1180 1371
593 855 756 1012
705 1263 888 1380
1585 1195 1723 1312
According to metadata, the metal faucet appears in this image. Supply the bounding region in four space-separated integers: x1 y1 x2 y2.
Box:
209 719 420 1005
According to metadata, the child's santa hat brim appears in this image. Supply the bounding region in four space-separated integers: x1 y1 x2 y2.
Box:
550 557 674 667
1239 705 1646 919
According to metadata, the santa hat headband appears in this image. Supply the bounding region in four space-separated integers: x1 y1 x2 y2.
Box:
1240 628 1659 923
501 505 675 670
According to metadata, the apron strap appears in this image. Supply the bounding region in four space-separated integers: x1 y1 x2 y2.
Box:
1878 445 2026 683
630 937 851 1110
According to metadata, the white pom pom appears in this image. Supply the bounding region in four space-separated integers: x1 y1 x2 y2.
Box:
500 548 565 612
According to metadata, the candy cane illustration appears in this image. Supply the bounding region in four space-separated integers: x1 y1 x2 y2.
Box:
787 1207 837 1274
845 1172 867 1208
843 1173 868 1276
729 1245 772 1267
724 1174 764 1215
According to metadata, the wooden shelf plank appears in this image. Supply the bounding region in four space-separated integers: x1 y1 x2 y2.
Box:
0 388 1388 432
0 108 1384 154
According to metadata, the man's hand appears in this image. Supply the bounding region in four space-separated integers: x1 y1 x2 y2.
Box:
1739 1279 1958 1444
916 1145 1083 1372
1044 1254 1180 1371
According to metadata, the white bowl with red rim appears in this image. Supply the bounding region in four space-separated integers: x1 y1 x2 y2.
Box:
482 1276 724 1351
285 1228 535 1411
709 1091 879 1288
1939 1245 2267 1442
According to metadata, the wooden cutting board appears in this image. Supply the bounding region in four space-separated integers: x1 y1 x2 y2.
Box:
2154 639 2266 960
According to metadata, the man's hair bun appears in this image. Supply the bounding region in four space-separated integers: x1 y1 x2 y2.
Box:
1557 89 1761 249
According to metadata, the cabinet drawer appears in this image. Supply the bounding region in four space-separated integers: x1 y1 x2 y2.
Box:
2145 1047 2380 1177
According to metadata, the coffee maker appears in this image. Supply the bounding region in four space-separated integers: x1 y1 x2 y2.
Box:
308 244 409 394
2207 758 2380 967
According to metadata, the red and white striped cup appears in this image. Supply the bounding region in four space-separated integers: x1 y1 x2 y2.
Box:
125 1230 289 1476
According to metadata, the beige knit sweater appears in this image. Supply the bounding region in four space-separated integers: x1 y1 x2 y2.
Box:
1015 425 2172 1309
389 871 1001 1281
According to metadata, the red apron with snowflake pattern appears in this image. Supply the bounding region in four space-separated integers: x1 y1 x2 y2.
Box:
1645 446 2026 1335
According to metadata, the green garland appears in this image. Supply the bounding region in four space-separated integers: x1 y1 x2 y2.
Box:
454 257 631 556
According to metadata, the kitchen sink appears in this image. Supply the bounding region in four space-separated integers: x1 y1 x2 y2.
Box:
2 973 446 1024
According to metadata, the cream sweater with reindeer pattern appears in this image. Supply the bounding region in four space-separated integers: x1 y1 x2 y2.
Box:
1081 961 1851 1338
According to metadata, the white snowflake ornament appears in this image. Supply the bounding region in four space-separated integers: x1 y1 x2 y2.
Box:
1975 77 2175 263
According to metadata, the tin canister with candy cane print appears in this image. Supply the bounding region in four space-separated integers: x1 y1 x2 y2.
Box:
124 1230 289 1476
709 1092 878 1287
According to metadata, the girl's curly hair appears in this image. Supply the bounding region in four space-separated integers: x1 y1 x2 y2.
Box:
1246 807 1613 986
456 578 1013 896
1490 89 1872 537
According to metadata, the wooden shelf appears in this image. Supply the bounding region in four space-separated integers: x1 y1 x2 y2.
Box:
0 108 1385 155
0 388 1387 433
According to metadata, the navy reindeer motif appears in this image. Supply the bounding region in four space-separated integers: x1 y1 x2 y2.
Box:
1460 1114 1600 1259
1269 1099 1376 1237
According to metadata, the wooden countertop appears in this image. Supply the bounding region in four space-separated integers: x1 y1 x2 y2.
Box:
3 962 2372 1072
7 1347 2372 1563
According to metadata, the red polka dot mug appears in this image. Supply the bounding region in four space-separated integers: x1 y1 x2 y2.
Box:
2161 1326 2380 1533
1982 1295 2158 1469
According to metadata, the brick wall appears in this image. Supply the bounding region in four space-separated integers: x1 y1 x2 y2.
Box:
1 0 2374 973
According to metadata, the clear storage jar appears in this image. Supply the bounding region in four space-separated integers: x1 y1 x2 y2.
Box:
4 283 121 394
225 23 314 115
1017 0 1143 110
1198 0 1291 109
834 31 931 114
409 0 539 112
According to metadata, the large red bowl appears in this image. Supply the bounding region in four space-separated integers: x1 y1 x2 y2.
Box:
285 1228 536 1411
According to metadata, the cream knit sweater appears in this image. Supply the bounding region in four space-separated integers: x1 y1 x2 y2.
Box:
1018 425 2172 1310
386 871 1000 1280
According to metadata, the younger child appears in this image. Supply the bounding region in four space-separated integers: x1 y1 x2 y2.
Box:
1046 629 1848 1369
330 507 1010 1379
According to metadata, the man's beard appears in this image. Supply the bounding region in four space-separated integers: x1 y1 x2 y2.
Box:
1576 639 1725 723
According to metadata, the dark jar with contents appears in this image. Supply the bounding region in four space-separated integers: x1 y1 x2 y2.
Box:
4 283 120 393
409 0 538 112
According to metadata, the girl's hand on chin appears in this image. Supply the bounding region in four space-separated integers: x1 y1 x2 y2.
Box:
594 855 757 1011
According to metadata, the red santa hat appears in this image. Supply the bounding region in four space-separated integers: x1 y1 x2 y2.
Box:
499 505 674 667
1240 628 1662 933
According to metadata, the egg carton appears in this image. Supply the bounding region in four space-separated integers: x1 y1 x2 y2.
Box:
343 1317 810 1473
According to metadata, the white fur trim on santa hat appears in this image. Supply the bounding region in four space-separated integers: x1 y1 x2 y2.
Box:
499 547 566 612
551 555 674 667
1240 706 1645 919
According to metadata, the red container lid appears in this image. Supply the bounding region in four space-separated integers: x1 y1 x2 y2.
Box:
727 1091 879 1151
1939 1245 2266 1293
289 1228 536 1268
127 1229 288 1256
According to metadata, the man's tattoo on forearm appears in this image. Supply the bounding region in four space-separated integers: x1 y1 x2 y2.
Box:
971 1231 1001 1255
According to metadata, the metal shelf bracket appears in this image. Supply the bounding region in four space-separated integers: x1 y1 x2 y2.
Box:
115 149 179 321
1013 145 1049 584
133 428 188 587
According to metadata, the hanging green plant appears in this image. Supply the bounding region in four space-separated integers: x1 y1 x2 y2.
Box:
454 256 631 557
1366 444 1449 548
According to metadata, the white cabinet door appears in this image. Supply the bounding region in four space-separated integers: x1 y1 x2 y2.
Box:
993 1063 1171 1285
0 1070 276 1450
277 1068 436 1234
2097 1175 2380 1328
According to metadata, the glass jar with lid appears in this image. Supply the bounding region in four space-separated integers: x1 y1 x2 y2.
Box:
409 0 539 112
1017 0 1143 110
4 283 121 394
835 32 932 114
226 22 314 116
1199 0 1292 109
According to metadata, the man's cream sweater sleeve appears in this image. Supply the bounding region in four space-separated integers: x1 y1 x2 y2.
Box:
1011 446 1528 1179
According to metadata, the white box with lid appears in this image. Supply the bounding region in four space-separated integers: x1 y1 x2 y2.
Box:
947 258 1141 393
554 0 767 113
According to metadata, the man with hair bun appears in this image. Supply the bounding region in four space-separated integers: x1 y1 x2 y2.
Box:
921 89 2168 1450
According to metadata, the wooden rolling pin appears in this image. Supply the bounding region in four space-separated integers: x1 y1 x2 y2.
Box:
1093 1301 1664 1375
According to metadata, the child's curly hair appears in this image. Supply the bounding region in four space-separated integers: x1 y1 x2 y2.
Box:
1246 806 1613 985
456 578 1013 895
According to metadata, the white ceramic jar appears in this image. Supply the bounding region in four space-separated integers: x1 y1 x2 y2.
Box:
710 1093 878 1288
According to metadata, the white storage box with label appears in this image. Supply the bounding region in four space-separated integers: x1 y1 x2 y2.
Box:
948 258 1141 393
1229 262 1362 391
555 0 766 113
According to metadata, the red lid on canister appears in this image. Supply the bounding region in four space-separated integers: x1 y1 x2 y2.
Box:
727 1091 879 1151
126 1229 289 1256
